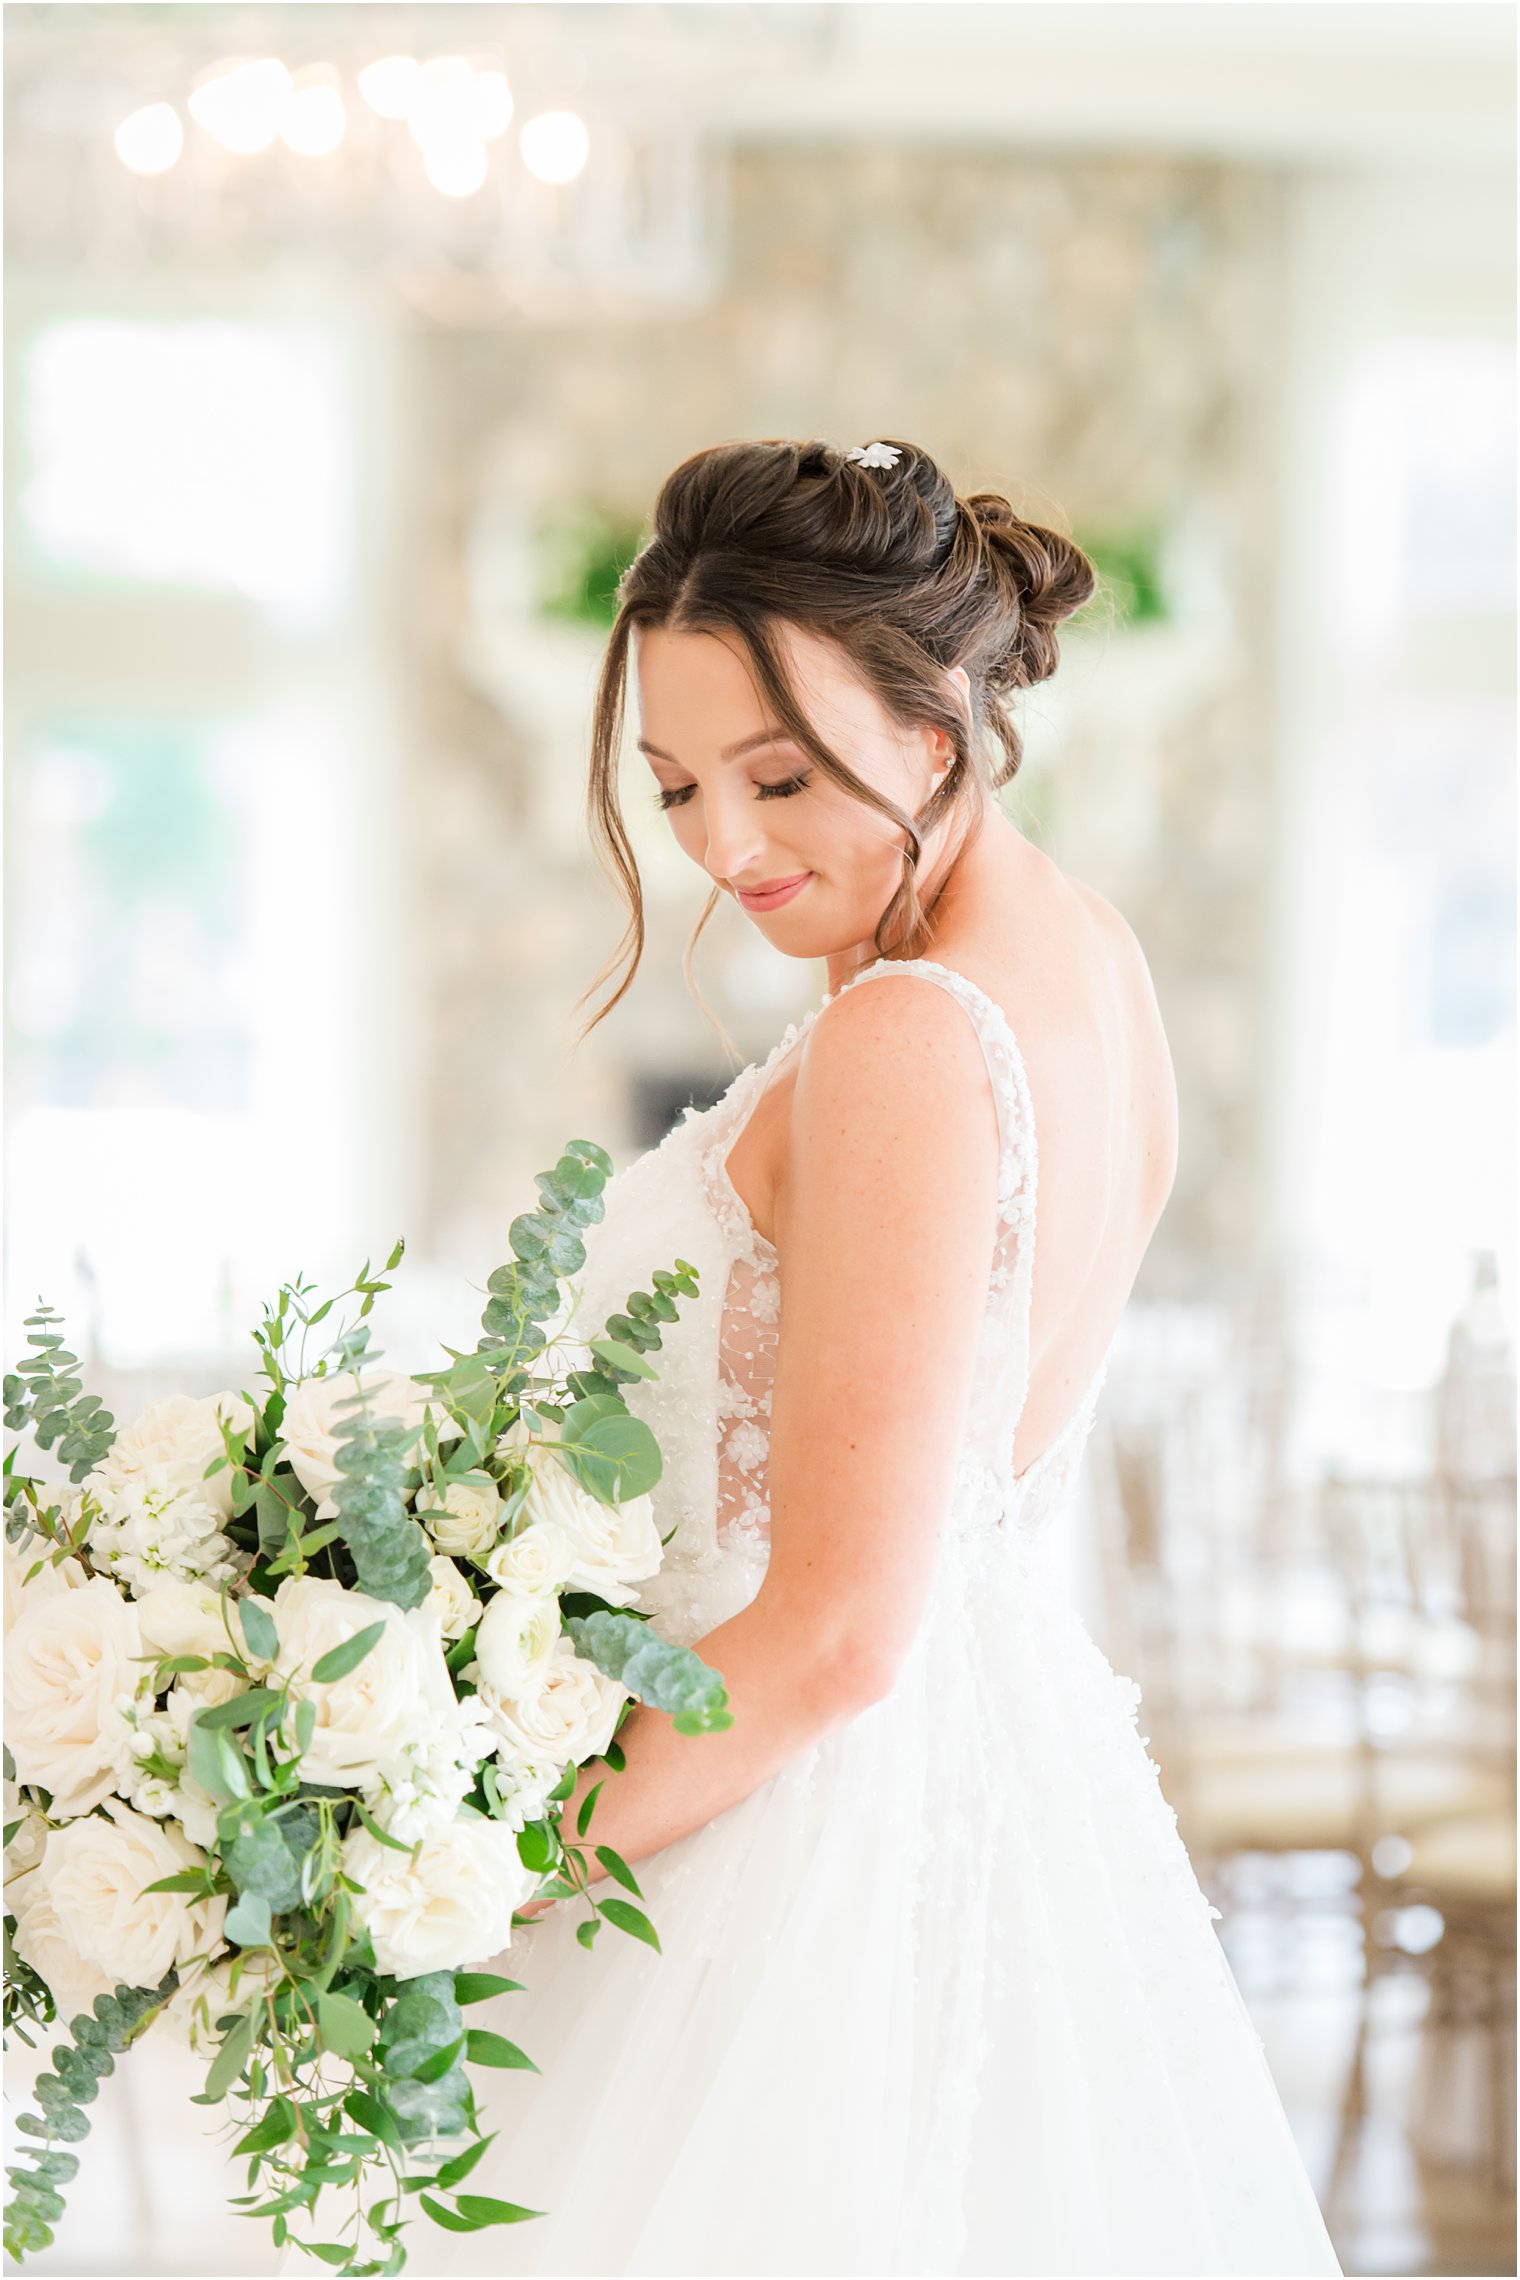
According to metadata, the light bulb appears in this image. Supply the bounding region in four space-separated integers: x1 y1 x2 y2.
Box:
520 111 588 185
357 55 421 119
282 82 346 157
472 70 513 142
187 57 293 155
422 138 488 198
114 102 184 176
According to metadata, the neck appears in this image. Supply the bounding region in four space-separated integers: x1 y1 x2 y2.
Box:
824 796 1012 996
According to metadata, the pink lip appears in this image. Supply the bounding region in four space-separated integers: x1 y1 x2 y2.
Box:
734 872 812 912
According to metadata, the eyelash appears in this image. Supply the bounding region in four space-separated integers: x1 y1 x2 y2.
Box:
654 772 812 813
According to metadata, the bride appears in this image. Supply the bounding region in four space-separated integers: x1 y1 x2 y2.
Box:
432 437 1342 2276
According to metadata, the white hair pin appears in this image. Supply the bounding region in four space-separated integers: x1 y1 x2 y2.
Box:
845 441 901 470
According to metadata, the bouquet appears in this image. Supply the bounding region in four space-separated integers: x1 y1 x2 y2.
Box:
2 1139 728 2273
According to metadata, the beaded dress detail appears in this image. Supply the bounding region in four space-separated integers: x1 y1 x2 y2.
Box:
437 959 1341 2280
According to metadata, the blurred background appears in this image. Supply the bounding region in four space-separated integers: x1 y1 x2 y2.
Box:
3 4 1515 2274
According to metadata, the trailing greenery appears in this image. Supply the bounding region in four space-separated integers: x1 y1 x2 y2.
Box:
5 1974 179 2259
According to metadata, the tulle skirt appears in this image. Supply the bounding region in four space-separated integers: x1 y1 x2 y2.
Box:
397 1528 1342 2279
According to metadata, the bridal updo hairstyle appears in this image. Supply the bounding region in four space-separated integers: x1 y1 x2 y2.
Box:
579 435 1097 1035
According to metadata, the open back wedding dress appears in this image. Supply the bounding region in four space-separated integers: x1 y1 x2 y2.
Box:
443 957 1342 2278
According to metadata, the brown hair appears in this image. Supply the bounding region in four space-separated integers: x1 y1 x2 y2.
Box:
576 436 1096 1038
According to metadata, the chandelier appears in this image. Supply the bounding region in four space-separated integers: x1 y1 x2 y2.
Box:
4 4 837 318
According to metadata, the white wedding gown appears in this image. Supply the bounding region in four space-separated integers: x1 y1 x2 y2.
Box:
432 956 1343 2279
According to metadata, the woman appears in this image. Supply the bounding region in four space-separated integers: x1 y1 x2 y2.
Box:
443 438 1342 2276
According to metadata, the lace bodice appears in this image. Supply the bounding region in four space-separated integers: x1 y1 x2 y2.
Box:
561 957 1112 1646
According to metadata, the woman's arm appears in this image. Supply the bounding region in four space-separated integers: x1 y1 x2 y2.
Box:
540 974 1003 1896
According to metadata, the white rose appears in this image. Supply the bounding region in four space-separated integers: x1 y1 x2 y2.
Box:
3 1528 88 1639
482 1520 576 1598
419 1475 504 1560
519 1455 663 1605
41 1799 226 1989
424 1556 478 1644
344 1815 537 1977
10 1876 116 2028
280 1371 458 1524
90 1487 240 1598
3 1578 142 1818
93 1392 254 1525
474 1589 560 1702
134 1579 243 1705
482 1635 628 1768
269 1575 457 1792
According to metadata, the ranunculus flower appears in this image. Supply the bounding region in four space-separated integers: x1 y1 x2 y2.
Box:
424 1555 478 1644
92 1391 255 1525
40 1799 226 1990
516 1452 663 1605
482 1635 628 1768
482 1520 576 1598
419 1474 504 1560
3 1578 142 1818
343 1815 537 1977
269 1575 457 1792
474 1588 560 1702
279 1370 458 1524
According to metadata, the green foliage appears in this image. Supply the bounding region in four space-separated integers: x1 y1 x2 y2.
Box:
325 1324 432 1611
567 1609 733 1734
535 501 647 631
1071 523 1169 626
2 1304 117 1484
478 1141 612 1368
4 1974 177 2258
553 1395 662 1505
310 1619 386 1685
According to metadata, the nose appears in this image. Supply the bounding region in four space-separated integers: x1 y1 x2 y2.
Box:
699 790 768 885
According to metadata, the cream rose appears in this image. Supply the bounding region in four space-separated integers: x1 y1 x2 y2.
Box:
3 1528 88 1639
343 1815 537 1977
518 1456 663 1605
279 1370 458 1524
4 1579 143 1818
424 1556 478 1644
134 1578 243 1705
482 1635 628 1767
92 1391 254 1525
10 1875 117 2028
41 1799 226 1989
269 1575 456 1792
482 1519 576 1598
474 1588 560 1702
419 1474 504 1560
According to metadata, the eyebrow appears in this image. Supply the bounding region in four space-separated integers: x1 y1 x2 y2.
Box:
635 730 797 765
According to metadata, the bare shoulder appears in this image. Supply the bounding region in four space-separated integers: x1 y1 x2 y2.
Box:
774 967 1003 1250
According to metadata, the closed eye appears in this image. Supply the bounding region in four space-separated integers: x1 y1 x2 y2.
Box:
654 772 812 813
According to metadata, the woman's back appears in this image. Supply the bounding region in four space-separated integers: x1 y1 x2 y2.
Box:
727 810 1179 1482
927 818 1179 1473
